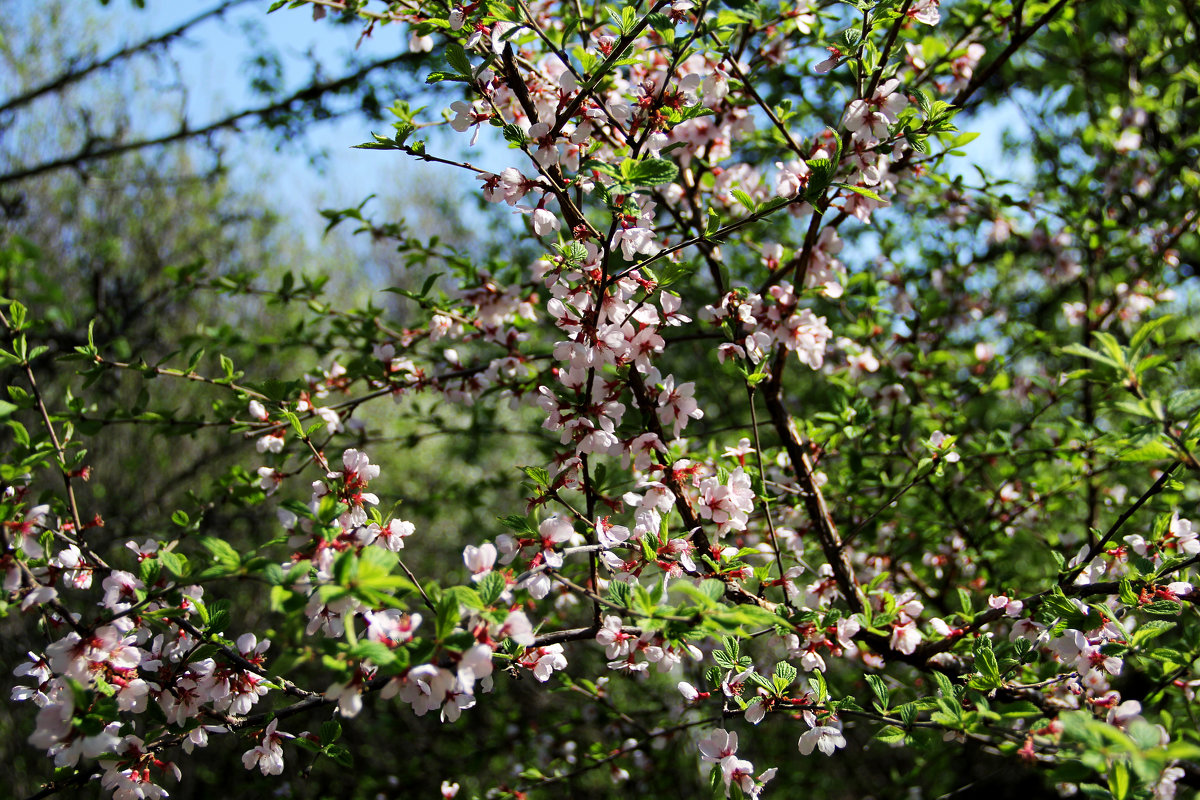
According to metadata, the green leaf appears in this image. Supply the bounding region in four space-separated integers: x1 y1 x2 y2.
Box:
772 661 797 693
625 158 679 187
972 637 1002 689
1108 758 1130 800
443 585 483 610
1092 331 1128 368
139 557 161 586
324 743 353 767
833 182 882 201
658 262 698 287
608 581 631 607
477 571 506 605
1142 600 1182 617
631 582 655 616
198 536 241 570
1118 438 1175 461
320 720 342 744
261 563 286 585
435 594 460 640
1147 647 1190 666
9 300 27 331
500 123 528 147
875 725 906 743
866 674 890 711
1131 620 1174 647
805 157 836 195
499 513 535 534
957 588 973 616
426 71 469 84
208 600 231 633
333 550 357 587
445 42 472 76
705 207 721 236
1061 343 1120 369
158 550 185 577
932 670 956 699
998 700 1043 718
731 189 756 211
812 668 828 703
950 131 981 147
281 499 315 520
348 640 396 666
664 104 714 126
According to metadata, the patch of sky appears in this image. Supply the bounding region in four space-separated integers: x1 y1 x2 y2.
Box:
88 2 512 258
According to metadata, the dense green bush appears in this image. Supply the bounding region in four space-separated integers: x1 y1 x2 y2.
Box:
2 0 1198 798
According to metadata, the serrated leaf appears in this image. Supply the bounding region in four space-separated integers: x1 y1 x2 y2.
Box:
158 550 185 577
1131 620 1175 647
445 42 472 76
477 571 506 605
435 595 460 640
1147 647 1190 665
626 158 679 187
320 720 342 744
608 581 631 607
730 189 756 211
932 670 956 698
324 743 353 767
875 725 906 743
772 661 797 691
866 674 890 710
348 640 396 666
198 536 240 570
812 668 828 702
1142 600 1182 617
426 71 469 84
499 513 534 533
833 182 882 201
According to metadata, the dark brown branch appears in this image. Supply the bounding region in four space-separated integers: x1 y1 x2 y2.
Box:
1059 462 1181 586
760 379 864 613
950 0 1075 108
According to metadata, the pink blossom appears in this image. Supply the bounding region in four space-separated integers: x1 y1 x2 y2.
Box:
527 644 567 682
798 710 846 755
531 208 560 237
657 375 704 438
494 609 535 646
697 468 756 534
241 719 293 775
890 621 921 655
842 78 907 144
909 0 940 25
463 543 498 579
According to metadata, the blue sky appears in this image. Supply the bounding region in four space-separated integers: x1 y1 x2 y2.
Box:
92 1 482 244
8 1 1030 256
